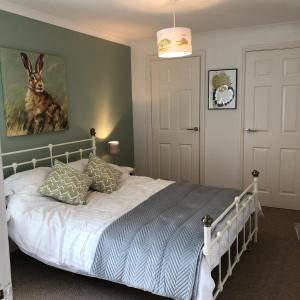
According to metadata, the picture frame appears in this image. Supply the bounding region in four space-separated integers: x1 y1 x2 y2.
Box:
0 47 69 137
208 68 237 110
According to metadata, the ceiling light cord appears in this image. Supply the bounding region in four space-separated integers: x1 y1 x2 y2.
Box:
172 0 176 28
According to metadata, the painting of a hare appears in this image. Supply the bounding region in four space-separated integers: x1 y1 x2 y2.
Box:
21 52 68 134
1 48 68 136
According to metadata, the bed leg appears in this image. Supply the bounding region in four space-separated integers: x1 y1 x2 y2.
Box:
252 170 259 243
254 222 258 243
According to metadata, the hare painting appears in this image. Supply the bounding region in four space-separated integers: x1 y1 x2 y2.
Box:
1 47 68 137
20 52 68 134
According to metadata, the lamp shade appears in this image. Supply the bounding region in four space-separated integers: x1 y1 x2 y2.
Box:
157 27 192 58
108 141 120 154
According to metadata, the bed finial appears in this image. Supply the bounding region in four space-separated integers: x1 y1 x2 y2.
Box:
90 128 96 137
252 170 259 178
90 128 97 155
201 215 214 227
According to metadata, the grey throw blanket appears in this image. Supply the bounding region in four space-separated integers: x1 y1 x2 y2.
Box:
91 183 240 300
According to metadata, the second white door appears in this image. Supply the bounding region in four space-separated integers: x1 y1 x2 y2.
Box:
151 57 200 183
244 47 300 210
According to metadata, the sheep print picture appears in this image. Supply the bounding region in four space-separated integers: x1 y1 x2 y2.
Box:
0 47 69 136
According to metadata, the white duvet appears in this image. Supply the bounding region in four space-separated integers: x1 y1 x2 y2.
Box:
5 164 255 300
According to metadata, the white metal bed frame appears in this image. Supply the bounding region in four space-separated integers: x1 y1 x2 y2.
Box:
1 128 260 300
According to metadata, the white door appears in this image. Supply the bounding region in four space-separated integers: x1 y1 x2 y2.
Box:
244 48 300 210
151 57 200 183
0 144 13 299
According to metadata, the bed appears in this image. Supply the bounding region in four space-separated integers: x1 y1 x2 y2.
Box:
2 129 261 300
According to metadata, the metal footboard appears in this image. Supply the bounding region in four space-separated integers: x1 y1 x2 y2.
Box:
202 170 260 299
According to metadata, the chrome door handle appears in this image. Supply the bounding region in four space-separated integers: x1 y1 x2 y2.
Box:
186 127 199 132
244 128 257 133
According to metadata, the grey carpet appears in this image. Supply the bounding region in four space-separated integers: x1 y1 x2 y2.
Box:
10 207 300 300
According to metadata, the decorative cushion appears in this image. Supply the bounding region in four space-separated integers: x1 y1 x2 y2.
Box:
85 153 122 193
39 160 92 205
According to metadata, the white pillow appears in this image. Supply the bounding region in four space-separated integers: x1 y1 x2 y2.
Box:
68 159 88 172
3 160 133 198
108 164 133 175
68 159 132 188
68 158 132 175
4 167 51 197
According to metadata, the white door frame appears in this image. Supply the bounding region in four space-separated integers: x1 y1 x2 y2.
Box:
240 40 300 188
146 50 206 184
0 141 13 300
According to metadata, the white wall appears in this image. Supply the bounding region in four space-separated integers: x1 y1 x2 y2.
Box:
131 22 300 189
0 143 12 299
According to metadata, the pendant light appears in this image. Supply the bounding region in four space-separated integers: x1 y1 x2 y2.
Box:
157 0 192 58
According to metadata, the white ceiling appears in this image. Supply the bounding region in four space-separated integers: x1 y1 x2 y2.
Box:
1 0 300 45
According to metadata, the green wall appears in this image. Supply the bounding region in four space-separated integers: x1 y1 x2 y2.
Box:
0 10 134 167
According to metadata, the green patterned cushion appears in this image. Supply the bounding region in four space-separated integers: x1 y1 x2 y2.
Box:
39 160 92 205
85 153 122 193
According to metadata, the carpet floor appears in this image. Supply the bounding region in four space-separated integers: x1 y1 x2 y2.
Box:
10 207 300 300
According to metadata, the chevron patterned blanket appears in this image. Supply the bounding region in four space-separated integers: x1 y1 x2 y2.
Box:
91 183 240 300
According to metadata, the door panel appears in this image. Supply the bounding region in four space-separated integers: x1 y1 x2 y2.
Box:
159 89 171 129
244 48 300 210
282 85 299 132
151 57 200 183
283 57 300 76
179 144 192 183
179 90 192 129
279 148 297 194
159 143 172 180
254 86 271 131
255 60 272 77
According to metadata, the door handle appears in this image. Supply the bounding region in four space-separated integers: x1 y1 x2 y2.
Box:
244 128 257 133
186 127 199 132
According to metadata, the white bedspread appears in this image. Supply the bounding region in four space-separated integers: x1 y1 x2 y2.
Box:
7 175 255 300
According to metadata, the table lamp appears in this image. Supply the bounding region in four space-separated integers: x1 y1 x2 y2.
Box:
108 141 120 163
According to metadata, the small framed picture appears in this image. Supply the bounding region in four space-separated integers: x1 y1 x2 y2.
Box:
208 68 237 110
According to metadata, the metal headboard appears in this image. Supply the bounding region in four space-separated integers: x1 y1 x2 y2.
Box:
1 128 96 174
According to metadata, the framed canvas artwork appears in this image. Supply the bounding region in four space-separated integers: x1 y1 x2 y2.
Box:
0 47 69 137
208 68 237 110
